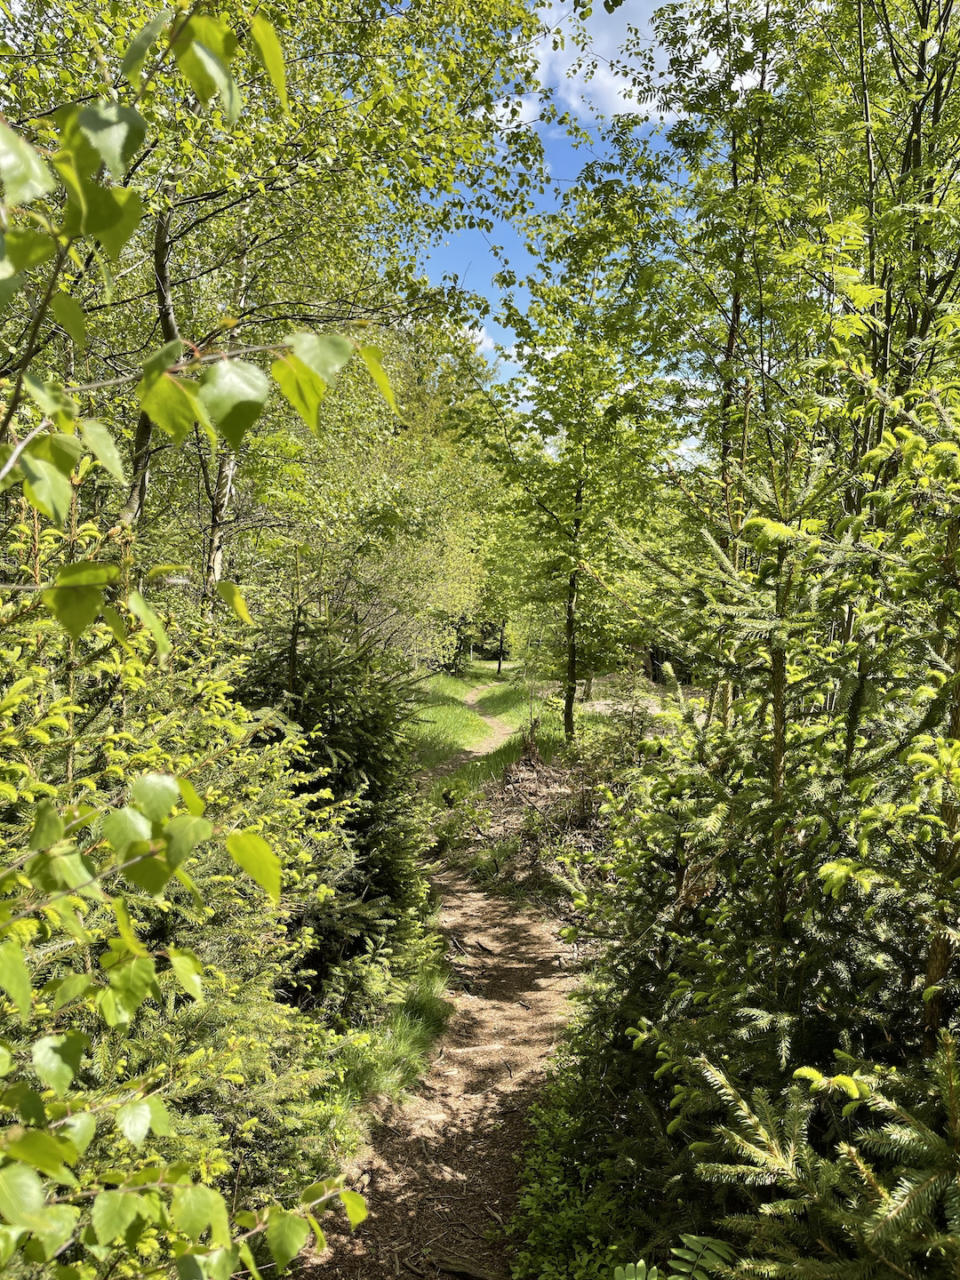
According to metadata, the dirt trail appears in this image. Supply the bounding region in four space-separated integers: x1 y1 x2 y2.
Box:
430 683 515 779
311 719 575 1279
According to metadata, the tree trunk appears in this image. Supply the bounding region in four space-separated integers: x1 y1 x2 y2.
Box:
203 449 237 603
118 410 154 527
563 473 584 742
497 619 506 674
563 566 579 741
119 207 179 527
201 208 251 606
924 516 960 1053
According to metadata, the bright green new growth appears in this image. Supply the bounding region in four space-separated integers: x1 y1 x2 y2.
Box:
0 0 546 1273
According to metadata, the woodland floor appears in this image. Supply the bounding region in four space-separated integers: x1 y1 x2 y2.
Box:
309 686 576 1280
429 682 516 777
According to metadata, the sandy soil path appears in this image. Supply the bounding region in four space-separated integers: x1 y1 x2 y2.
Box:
308 865 574 1279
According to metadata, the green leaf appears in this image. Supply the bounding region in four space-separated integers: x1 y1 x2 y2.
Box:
0 1164 45 1230
19 456 72 526
102 605 129 647
226 830 281 903
52 293 86 349
177 1249 240 1280
251 15 289 111
57 560 120 587
42 585 102 639
0 276 22 312
266 1209 311 1272
147 1095 171 1136
359 345 398 414
112 899 147 956
92 1189 143 1244
51 971 93 1011
198 359 269 448
134 337 202 442
177 777 206 816
0 1227 22 1269
137 353 206 444
165 813 212 866
104 954 160 1021
169 947 204 1001
29 800 64 851
81 420 126 482
175 39 242 124
128 590 172 661
216 580 252 623
271 352 327 433
22 376 78 423
102 805 152 852
177 14 238 64
122 10 172 83
4 1129 77 1181
31 1204 80 1259
140 338 184 377
338 1188 367 1228
78 102 147 181
171 1183 230 1247
61 1111 96 1154
123 852 175 896
31 1031 87 1096
117 1099 151 1147
63 183 143 260
131 772 180 822
289 331 353 384
2 229 56 271
0 940 31 1021
239 1240 266 1280
0 122 54 206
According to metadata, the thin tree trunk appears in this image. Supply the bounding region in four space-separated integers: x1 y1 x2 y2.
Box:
924 514 960 1052
497 619 506 675
203 450 238 601
118 410 154 527
202 208 251 606
563 565 579 742
563 474 584 741
119 207 179 527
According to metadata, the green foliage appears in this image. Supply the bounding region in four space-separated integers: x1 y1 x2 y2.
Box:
508 0 960 1275
408 671 495 769
0 0 544 1272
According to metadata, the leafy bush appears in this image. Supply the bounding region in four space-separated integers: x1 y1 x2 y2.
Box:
513 370 960 1278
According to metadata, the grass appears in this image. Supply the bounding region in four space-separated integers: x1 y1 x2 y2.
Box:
409 658 610 790
406 670 493 769
473 679 542 728
338 965 453 1103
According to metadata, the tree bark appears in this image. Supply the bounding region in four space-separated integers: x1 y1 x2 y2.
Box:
119 207 179 527
202 208 251 605
563 566 579 741
924 514 960 1052
563 474 584 741
203 450 238 601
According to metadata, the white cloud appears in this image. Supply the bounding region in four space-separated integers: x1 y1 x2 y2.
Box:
491 91 543 130
534 1 662 119
465 325 499 357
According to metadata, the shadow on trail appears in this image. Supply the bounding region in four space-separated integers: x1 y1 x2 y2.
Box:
310 870 574 1280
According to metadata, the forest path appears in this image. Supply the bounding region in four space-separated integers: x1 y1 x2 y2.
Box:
311 693 575 1279
429 682 515 779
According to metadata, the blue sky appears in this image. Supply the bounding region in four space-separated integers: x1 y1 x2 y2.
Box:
421 0 661 364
